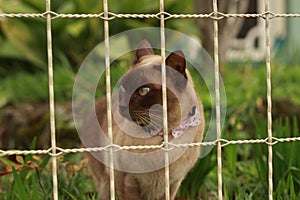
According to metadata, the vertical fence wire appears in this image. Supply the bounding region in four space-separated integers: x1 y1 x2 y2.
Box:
159 0 170 199
212 0 223 199
45 0 58 199
264 0 273 199
103 0 116 199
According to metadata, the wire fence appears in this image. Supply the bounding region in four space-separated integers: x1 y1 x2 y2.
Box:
1 0 300 200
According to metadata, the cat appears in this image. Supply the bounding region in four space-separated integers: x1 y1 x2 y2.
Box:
83 40 205 200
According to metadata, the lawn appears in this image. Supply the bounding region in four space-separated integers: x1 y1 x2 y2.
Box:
0 63 300 199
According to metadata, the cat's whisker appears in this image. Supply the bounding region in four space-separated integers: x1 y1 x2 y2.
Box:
135 113 163 130
148 114 164 122
141 115 163 129
136 114 148 125
134 110 163 123
148 112 163 118
133 108 163 114
135 113 150 124
149 109 163 114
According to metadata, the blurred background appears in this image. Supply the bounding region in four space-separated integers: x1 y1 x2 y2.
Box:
0 0 299 199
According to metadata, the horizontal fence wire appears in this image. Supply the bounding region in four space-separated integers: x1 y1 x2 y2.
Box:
1 11 300 20
1 137 300 157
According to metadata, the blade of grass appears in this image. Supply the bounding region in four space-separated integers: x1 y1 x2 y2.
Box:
224 123 238 178
40 155 51 168
12 166 28 200
289 174 296 200
29 173 39 200
61 188 77 200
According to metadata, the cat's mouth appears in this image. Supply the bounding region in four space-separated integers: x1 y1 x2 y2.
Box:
133 118 160 133
119 104 164 132
118 105 148 126
123 112 156 131
133 110 163 133
132 115 151 127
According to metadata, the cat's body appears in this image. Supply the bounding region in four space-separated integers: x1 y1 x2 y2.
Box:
84 40 204 200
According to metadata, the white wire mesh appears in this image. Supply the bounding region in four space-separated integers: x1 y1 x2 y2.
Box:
45 0 58 199
0 0 300 200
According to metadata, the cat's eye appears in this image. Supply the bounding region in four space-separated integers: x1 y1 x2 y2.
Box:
138 87 150 96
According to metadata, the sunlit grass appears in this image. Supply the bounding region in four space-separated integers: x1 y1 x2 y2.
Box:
0 64 300 199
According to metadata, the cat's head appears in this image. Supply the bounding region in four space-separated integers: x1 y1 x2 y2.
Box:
118 40 193 132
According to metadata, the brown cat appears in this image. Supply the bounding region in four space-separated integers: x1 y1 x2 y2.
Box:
83 40 204 200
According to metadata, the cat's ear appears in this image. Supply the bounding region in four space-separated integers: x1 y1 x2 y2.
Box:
166 50 187 78
134 40 154 64
165 50 187 90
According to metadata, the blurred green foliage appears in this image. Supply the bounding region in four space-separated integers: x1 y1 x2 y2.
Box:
0 66 74 106
0 0 197 73
0 0 103 71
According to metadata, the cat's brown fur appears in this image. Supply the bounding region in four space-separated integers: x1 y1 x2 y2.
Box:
84 40 204 200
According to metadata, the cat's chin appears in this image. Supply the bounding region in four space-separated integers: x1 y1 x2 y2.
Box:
129 120 156 133
126 119 159 134
136 121 151 129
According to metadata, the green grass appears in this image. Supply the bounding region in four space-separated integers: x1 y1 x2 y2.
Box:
177 63 300 199
0 64 300 199
0 149 97 200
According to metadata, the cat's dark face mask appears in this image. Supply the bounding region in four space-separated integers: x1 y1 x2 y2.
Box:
118 66 163 128
117 41 188 131
117 63 186 132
